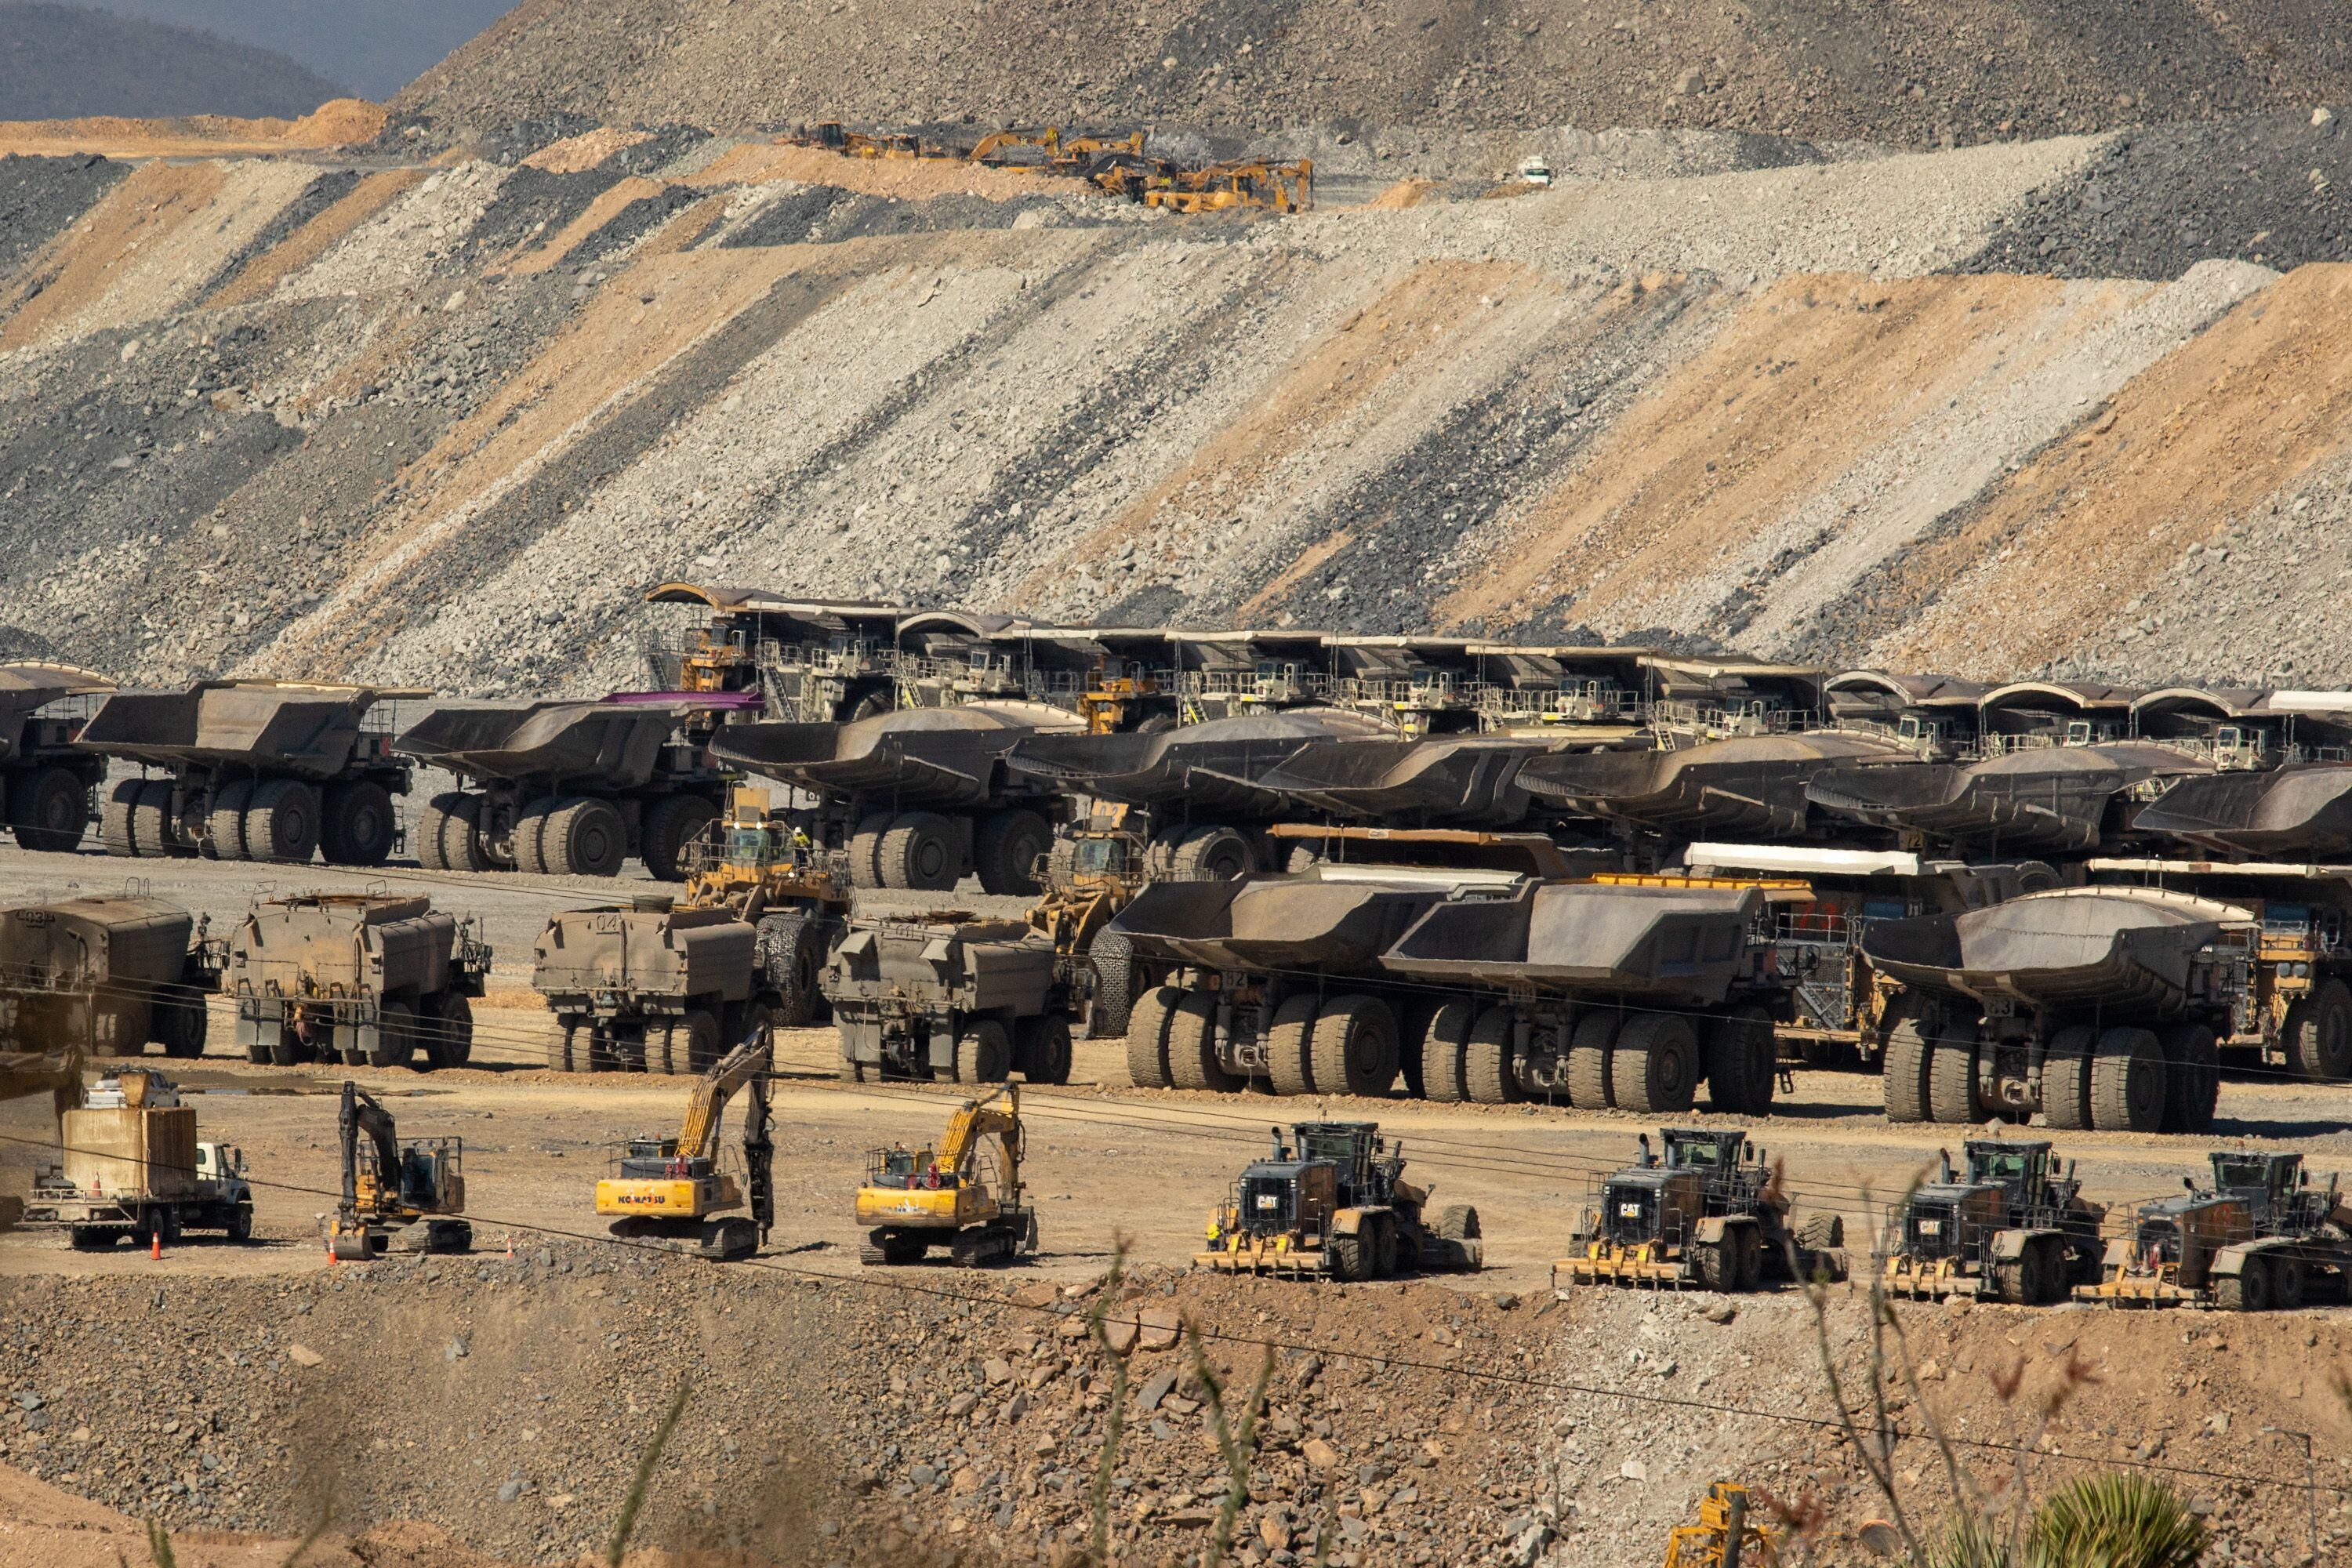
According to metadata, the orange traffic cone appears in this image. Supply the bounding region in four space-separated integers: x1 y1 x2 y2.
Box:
150 1230 162 1261
504 1234 515 1260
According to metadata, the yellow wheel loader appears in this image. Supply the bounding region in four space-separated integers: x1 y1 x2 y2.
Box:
596 1029 775 1261
326 1080 470 1260
856 1083 1036 1266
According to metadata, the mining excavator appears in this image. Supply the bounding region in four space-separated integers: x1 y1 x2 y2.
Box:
1662 1483 1780 1566
596 1029 774 1261
327 1080 470 1260
855 1082 1036 1266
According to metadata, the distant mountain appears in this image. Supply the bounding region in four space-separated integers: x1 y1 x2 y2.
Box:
71 0 521 102
0 2 347 119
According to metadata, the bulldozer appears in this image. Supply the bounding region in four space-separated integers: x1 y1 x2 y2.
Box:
596 1029 774 1261
1197 1121 1481 1279
326 1080 470 1260
1556 1129 1846 1294
856 1083 1036 1266
1879 1139 2105 1305
1663 1483 1780 1567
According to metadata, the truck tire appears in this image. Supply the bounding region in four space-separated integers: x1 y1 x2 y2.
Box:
152 993 208 1059
543 797 626 877
1438 1204 1480 1241
365 1002 415 1069
1021 1014 1074 1085
2285 979 2352 1080
880 811 961 891
244 779 320 864
973 808 1054 897
953 1018 1012 1085
206 779 254 861
1798 1213 1846 1251
1265 993 1319 1096
1697 1238 1737 1292
1167 989 1237 1091
1394 998 1440 1098
1086 930 1137 1040
226 1200 253 1243
9 764 89 852
2273 1256 2308 1311
1329 1231 1370 1283
69 1225 115 1251
640 793 719 882
1125 985 1182 1089
1703 1007 1775 1115
2089 1026 2165 1133
267 1022 304 1067
1566 1011 1619 1109
757 910 826 1026
2043 1023 2096 1131
420 792 488 873
1881 1018 1933 1123
1310 994 1399 1100
1612 1011 1700 1115
550 1018 580 1072
101 779 141 856
1462 1004 1522 1105
92 999 148 1055
320 780 397 867
512 798 557 874
676 1009 720 1077
426 993 474 1069
131 779 179 857
1370 1211 1400 1279
848 812 894 889
1926 1028 1979 1125
2216 1258 2271 1313
1162 824 1259 882
2158 1022 2220 1133
1417 1000 1477 1103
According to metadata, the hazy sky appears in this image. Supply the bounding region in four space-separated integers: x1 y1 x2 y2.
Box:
72 0 524 98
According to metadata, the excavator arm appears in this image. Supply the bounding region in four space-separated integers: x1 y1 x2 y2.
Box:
677 1029 775 1161
339 1080 401 1216
938 1083 1023 1201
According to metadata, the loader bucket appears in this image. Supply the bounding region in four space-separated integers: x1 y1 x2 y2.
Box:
1860 887 2245 1011
1109 874 1446 971
1520 731 1912 838
1806 742 2208 851
394 701 686 789
1382 881 1762 1000
2132 763 2352 858
80 684 383 777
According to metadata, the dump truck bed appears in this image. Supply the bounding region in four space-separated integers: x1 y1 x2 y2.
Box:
394 699 706 789
1109 873 1452 971
1250 735 1552 826
78 682 391 776
1860 887 2249 1011
1381 881 1763 1000
1008 710 1384 812
1804 742 2209 850
0 662 112 763
533 905 756 1004
710 702 1075 806
2130 763 2352 859
1520 732 1912 838
0 897 194 991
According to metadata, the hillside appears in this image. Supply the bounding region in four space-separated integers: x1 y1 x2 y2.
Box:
0 108 2347 698
398 0 2352 150
78 0 521 100
0 3 347 120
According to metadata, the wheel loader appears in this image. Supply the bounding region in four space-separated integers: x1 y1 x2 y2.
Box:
856 1083 1036 1267
1196 1121 1480 1280
1555 1129 1846 1294
1878 1139 2105 1305
2075 1150 2352 1312
596 1029 774 1261
325 1080 470 1261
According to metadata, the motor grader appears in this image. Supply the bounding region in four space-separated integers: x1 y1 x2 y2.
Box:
1555 1129 1846 1294
1197 1121 1480 1280
2075 1150 2352 1312
596 1029 773 1261
856 1083 1036 1267
326 1080 470 1260
1878 1139 2105 1305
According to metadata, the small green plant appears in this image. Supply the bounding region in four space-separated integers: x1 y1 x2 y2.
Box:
1082 1243 1134 1566
608 1382 691 1568
1185 1324 1275 1568
2024 1473 2209 1568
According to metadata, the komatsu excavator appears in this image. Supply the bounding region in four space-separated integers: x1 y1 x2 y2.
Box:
327 1080 471 1260
595 1029 775 1261
856 1083 1036 1266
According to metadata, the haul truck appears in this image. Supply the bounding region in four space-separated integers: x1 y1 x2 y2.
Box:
0 895 223 1058
227 894 490 1070
0 661 112 851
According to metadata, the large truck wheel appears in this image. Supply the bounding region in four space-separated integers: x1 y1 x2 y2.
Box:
1167 989 1238 1091
1566 1011 1618 1109
953 1018 1012 1084
2089 1026 2165 1133
757 910 826 1026
2042 1024 2096 1130
206 779 254 861
543 797 626 877
245 779 320 864
152 993 209 1059
676 1007 720 1074
132 779 180 858
2158 1023 2220 1133
1311 994 1400 1100
512 798 557 874
427 993 474 1069
550 1018 581 1071
641 794 720 882
1461 1004 1521 1105
369 1001 417 1069
1086 931 1137 1040
1926 1026 1980 1124
2284 979 2352 1080
321 781 397 867
423 792 492 873
1124 985 1183 1089
101 779 142 856
847 812 894 889
1881 1018 1933 1123
973 808 1054 898
1612 1012 1700 1115
1416 1000 1476 1102
1159 824 1259 882
1704 1007 1776 1115
1018 1014 1074 1085
1265 993 1319 1095
9 764 90 851
92 999 150 1055
880 811 961 891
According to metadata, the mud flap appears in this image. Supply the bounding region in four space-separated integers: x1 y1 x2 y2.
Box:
234 999 278 1053
1989 1229 2032 1264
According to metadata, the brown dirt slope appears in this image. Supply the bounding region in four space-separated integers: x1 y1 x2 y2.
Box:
399 0 2352 150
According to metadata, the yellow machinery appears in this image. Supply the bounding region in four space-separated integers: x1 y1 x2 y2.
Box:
327 1081 470 1260
1142 160 1314 214
856 1083 1036 1266
596 1029 774 1261
681 788 852 923
1663 1483 1779 1567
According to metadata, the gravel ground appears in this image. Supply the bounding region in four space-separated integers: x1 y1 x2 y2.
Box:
0 152 125 277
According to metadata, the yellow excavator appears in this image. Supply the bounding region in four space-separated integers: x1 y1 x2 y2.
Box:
596 1029 774 1261
327 1080 470 1260
1663 1483 1780 1567
856 1083 1036 1266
